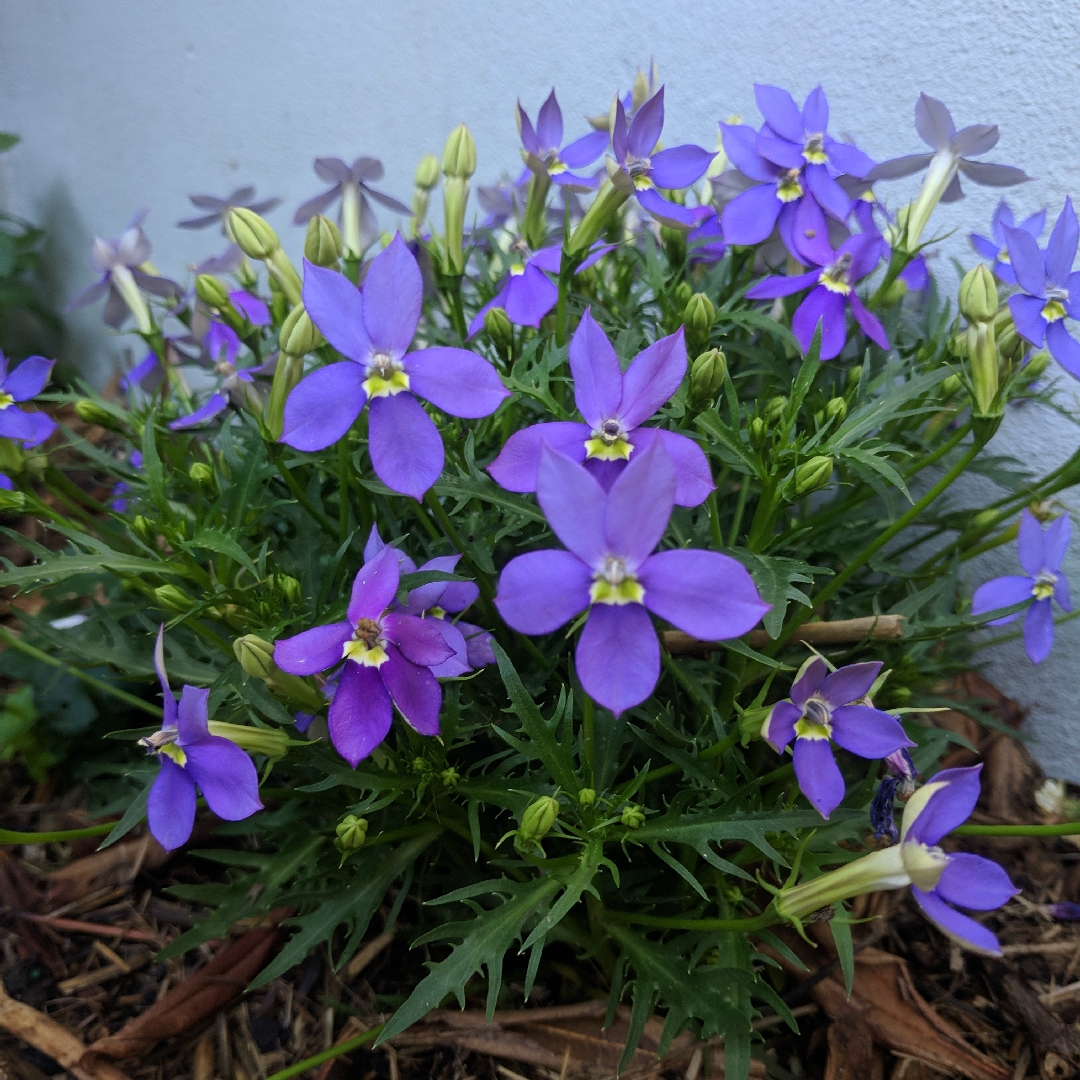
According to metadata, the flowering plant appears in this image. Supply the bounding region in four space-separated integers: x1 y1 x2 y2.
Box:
5 70 1078 1075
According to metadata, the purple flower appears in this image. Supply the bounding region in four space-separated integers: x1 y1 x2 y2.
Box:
1004 199 1080 379
688 209 727 266
609 89 716 230
281 234 509 499
745 228 888 360
142 626 262 852
274 544 456 766
467 241 614 337
111 450 142 513
488 308 712 507
1050 901 1080 921
169 357 273 431
0 353 56 448
845 184 929 292
476 173 531 231
518 90 609 190
970 200 1045 285
971 508 1071 664
495 443 768 715
761 657 914 819
885 746 918 799
120 352 162 394
178 185 281 232
870 776 901 843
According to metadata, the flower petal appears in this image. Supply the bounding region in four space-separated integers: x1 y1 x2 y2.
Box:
830 705 914 759
348 543 401 623
1045 198 1078 291
503 264 559 327
568 308 623 429
635 188 706 230
850 295 890 350
329 661 392 767
302 259 371 362
360 233 422 357
649 145 715 190
935 852 1018 911
790 656 828 709
1024 598 1054 664
627 85 664 158
1017 508 1043 576
274 621 353 676
604 440 675 569
762 700 801 752
818 662 883 707
826 139 875 179
721 185 782 246
1002 226 1047 298
804 165 850 222
754 84 803 143
792 286 847 360
617 329 688 430
911 887 1002 955
184 737 263 821
536 89 563 150
368 392 444 500
914 94 955 151
628 427 714 507
0 408 54 446
169 393 229 430
576 603 659 716
487 421 590 492
1043 513 1071 573
745 270 822 300
383 612 455 667
560 130 609 169
404 554 460 613
793 737 845 819
902 764 982 846
280 362 367 451
406 347 509 418
427 619 471 678
1008 294 1048 348
3 357 54 402
791 196 833 267
720 124 776 182
971 574 1032 624
537 445 608 568
755 133 804 170
176 685 211 745
495 549 591 634
640 549 769 640
1046 320 1080 380
147 758 197 853
460 621 496 668
381 644 441 735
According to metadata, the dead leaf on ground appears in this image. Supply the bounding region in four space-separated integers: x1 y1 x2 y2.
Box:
45 834 169 909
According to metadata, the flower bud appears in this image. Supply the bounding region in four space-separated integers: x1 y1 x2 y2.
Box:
0 440 23 476
764 395 788 423
279 304 323 356
23 453 47 480
683 292 716 355
74 399 118 429
621 804 646 829
1024 350 1051 380
442 124 477 179
518 796 559 846
884 747 918 800
442 177 470 275
154 584 192 614
847 365 863 387
0 488 26 512
578 788 597 808
189 462 214 486
335 814 369 851
484 307 513 353
207 720 289 760
304 216 343 268
794 455 834 496
413 756 432 773
264 354 304 440
824 397 847 423
958 264 997 324
228 208 281 260
440 767 460 788
234 635 277 681
269 573 302 607
131 515 155 542
749 416 768 448
673 281 694 311
415 153 441 191
941 373 962 397
690 348 726 404
738 706 768 745
195 274 231 310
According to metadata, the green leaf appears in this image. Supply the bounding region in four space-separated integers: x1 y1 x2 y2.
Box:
0 134 19 152
141 413 166 509
727 551 825 640
695 411 759 477
830 914 855 998
98 778 153 849
787 325 822 418
522 839 605 949
0 551 183 588
839 447 912 502
379 875 561 1042
183 528 258 578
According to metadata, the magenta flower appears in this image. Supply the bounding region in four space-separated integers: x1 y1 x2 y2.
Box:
0 353 56 447
518 90 609 190
281 234 510 499
972 509 1071 664
761 657 913 819
488 309 712 506
274 544 456 766
970 200 1045 285
495 443 768 715
142 627 262 852
744 227 888 360
1004 199 1080 379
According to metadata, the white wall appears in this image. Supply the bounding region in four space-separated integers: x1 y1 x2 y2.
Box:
2 0 1080 779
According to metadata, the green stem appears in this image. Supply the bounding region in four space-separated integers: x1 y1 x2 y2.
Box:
555 261 573 348
707 489 724 550
268 446 339 541
0 626 163 717
264 1024 385 1080
953 821 1080 837
728 477 751 546
582 691 595 785
902 422 972 479
0 822 117 845
603 904 777 933
446 276 468 342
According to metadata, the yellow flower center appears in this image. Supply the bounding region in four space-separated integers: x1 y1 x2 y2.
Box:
1042 296 1068 324
776 169 803 203
159 742 188 767
590 555 644 606
139 728 188 766
802 133 827 165
0 393 13 410
820 253 853 296
363 352 410 398
342 617 389 667
509 262 526 277
794 697 833 741
626 157 653 191
997 248 1011 264
1032 571 1057 601
584 418 633 462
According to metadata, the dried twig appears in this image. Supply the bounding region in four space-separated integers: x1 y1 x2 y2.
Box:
13 911 165 946
664 614 905 655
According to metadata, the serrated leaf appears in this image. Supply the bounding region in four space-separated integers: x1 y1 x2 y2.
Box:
183 528 258 578
1 551 182 588
840 447 912 502
522 839 604 949
141 413 166 509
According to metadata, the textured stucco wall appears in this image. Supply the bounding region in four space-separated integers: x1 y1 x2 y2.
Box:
1 0 1079 776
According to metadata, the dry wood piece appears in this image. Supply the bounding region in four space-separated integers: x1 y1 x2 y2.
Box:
664 614 905 655
824 1015 884 1080
13 912 165 947
343 928 397 981
56 950 150 995
1000 973 1080 1080
45 834 170 909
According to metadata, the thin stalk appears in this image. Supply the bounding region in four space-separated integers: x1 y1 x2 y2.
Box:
446 276 468 342
728 477 751 546
603 904 778 933
268 446 338 541
952 821 1080 837
706 489 724 549
264 1024 385 1080
0 821 117 845
582 691 595 785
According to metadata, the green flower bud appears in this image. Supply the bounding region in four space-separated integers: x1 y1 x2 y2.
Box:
967 320 999 417
304 216 343 268
23 454 47 480
749 416 768 448
194 274 231 310
673 281 693 311
794 456 834 496
847 365 863 387
824 397 847 423
1024 350 1051 380
0 488 26 512
279 304 323 356
764 395 788 422
578 788 597 808
73 399 118 429
683 292 715 351
483 306 513 353
690 348 727 404
234 635 277 681
270 573 302 608
519 796 560 845
188 461 214 486
620 804 646 829
442 176 470 275
335 814 369 851
997 323 1026 366
228 207 281 260
738 706 769 746
207 720 289 760
415 153 441 191
958 264 998 324
442 124 477 179
940 373 962 397
0 439 24 475
131 515 155 542
412 756 432 773
440 767 460 788
154 584 192 614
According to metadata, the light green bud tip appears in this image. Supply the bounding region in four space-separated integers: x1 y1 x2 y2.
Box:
1024 350 1051 380
413 756 432 773
764 395 788 422
335 814 369 851
154 584 191 614
794 456 834 496
683 293 716 335
941 373 962 397
189 462 214 485
440 767 460 787
958 263 998 324
847 365 863 387
269 573 302 607
621 804 646 829
442 124 477 179
132 514 154 541
194 274 231 310
578 788 597 808
825 397 847 422
673 281 693 310
233 635 278 681
279 304 323 356
483 306 513 349
0 488 26 512
519 796 560 843
304 215 343 268
73 399 116 429
228 207 280 260
415 153 440 191
749 416 768 447
690 348 727 403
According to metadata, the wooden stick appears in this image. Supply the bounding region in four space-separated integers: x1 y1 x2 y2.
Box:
13 911 165 946
664 614 905 656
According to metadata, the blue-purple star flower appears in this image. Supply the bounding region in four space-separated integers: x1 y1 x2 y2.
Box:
121 353 162 395
970 200 1045 285
178 185 281 232
972 508 1071 664
1003 199 1080 378
467 241 614 337
518 90 609 191
281 234 509 499
142 626 263 852
745 228 888 360
495 443 768 715
489 308 712 506
274 544 456 766
688 208 726 266
844 182 929 291
608 88 716 230
0 353 56 448
761 657 913 819
476 173 532 231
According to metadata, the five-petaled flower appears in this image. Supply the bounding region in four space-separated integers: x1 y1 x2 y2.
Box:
761 657 913 819
274 543 456 767
495 442 768 715
518 90 609 190
970 199 1045 285
142 627 263 852
972 508 1072 664
1004 199 1080 379
0 352 56 448
281 234 510 499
